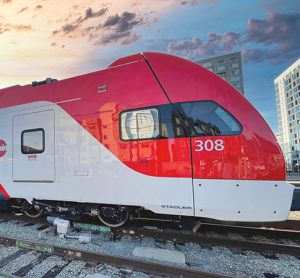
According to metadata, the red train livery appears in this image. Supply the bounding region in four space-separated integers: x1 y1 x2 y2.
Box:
0 52 294 226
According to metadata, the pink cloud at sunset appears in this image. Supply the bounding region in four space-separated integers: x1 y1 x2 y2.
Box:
0 0 216 88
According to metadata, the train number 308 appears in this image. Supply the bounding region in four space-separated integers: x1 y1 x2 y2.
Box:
195 139 224 152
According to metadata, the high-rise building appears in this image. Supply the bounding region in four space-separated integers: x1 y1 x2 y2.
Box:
197 51 244 94
275 58 300 171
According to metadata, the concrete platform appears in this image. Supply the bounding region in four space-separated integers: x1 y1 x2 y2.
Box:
132 246 186 264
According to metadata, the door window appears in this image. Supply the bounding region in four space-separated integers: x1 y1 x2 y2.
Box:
21 128 45 154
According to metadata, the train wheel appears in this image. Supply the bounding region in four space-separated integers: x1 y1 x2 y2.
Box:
24 204 43 218
97 206 129 227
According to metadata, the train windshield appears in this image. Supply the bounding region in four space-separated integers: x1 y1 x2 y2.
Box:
179 101 242 137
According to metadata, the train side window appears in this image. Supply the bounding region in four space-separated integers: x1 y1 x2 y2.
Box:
120 108 160 140
21 128 45 154
159 104 186 138
179 101 242 136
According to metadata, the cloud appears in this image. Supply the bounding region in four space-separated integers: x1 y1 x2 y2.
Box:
95 31 130 45
95 11 143 45
247 13 290 44
95 31 140 46
53 7 108 35
167 32 240 58
181 0 217 5
0 23 32 34
242 46 299 65
243 12 300 64
119 32 140 45
167 37 202 54
27 0 218 50
81 7 107 21
167 12 300 64
103 12 141 33
0 26 9 34
61 23 78 34
14 24 32 32
18 7 29 14
54 9 143 46
103 14 121 27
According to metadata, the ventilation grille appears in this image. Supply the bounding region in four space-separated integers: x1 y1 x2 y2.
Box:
97 85 107 93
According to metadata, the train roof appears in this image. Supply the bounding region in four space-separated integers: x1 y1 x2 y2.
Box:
0 52 155 96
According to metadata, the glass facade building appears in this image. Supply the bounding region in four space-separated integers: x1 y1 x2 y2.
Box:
274 58 300 171
197 52 244 94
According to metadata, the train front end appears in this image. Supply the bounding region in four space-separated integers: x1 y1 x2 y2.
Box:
144 52 294 222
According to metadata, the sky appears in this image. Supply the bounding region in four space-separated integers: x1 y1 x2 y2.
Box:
0 0 299 133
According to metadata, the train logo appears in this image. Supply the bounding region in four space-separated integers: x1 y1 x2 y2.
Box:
0 140 7 157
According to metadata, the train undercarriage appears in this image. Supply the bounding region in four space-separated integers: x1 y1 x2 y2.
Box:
8 198 182 228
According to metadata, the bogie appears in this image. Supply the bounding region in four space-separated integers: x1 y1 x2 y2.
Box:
9 198 133 227
97 206 129 227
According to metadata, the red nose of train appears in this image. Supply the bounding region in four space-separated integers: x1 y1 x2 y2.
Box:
143 52 285 181
139 52 294 222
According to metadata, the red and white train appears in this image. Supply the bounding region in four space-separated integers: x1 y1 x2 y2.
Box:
0 52 295 227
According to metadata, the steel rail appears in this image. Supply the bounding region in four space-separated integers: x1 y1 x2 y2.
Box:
0 235 230 278
121 227 300 257
0 271 19 278
196 222 300 240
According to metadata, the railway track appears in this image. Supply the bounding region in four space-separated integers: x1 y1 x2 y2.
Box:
0 212 299 277
118 225 300 257
1 212 300 256
0 235 228 278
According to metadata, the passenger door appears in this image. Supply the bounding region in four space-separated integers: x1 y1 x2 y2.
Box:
178 101 242 217
13 110 55 182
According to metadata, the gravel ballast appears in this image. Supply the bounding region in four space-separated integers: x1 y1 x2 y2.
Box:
0 219 299 277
